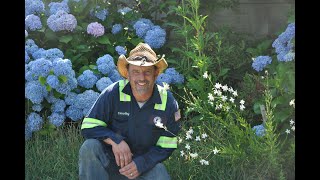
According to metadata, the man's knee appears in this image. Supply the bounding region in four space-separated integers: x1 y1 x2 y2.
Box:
79 139 104 158
146 163 170 180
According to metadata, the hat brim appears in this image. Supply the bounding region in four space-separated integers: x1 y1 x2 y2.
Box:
117 54 168 79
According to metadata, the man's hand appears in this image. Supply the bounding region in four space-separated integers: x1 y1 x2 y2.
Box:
104 139 133 168
119 161 140 179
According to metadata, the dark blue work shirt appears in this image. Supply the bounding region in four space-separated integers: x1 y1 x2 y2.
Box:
81 80 181 174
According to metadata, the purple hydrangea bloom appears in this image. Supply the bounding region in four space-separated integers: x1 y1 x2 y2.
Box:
133 18 154 38
48 2 70 15
25 0 45 16
112 24 122 34
77 70 98 89
48 112 66 127
26 112 43 132
47 10 77 32
87 22 105 37
144 26 166 49
96 77 113 92
115 46 127 55
96 54 116 75
252 56 272 72
66 105 83 121
25 14 42 31
252 124 266 137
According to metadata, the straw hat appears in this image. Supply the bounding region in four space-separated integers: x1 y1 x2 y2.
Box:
117 43 168 79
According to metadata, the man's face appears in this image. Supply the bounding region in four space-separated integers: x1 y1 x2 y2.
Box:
128 64 158 96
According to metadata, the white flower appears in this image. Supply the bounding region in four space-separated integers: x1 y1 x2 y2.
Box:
213 147 220 154
291 126 295 131
190 152 198 158
178 137 183 143
215 83 222 89
240 99 245 105
285 129 290 134
185 144 190 150
221 95 227 102
222 85 228 91
201 133 208 139
180 150 185 157
240 104 245 111
155 121 165 129
195 136 201 141
229 97 235 103
187 128 194 135
208 93 214 101
186 134 192 140
162 82 170 91
200 159 209 165
203 71 208 78
232 90 238 97
289 99 295 108
290 119 295 125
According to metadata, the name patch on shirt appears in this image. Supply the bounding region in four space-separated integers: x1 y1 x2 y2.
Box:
118 112 130 116
175 109 181 121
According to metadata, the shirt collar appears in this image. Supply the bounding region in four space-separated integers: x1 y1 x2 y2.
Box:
122 81 162 104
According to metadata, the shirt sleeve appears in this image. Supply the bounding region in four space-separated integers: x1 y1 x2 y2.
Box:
133 95 181 174
81 85 125 144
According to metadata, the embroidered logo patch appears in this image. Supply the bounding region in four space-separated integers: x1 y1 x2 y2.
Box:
175 109 181 121
153 116 162 124
118 112 130 116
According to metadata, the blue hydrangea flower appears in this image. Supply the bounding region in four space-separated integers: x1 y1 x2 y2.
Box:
25 81 48 104
133 18 154 38
52 58 73 76
48 112 66 127
28 58 53 78
51 99 66 113
45 92 59 104
32 104 43 112
87 22 105 37
32 48 45 60
48 1 70 15
66 105 83 121
96 77 113 92
25 0 45 16
26 112 43 132
74 90 100 115
47 10 77 32
272 23 295 62
55 76 78 95
144 25 166 49
252 124 266 137
117 7 132 15
109 69 124 82
252 56 272 72
42 48 64 61
90 6 108 21
25 51 30 63
96 54 116 75
25 14 42 31
112 24 122 34
25 39 39 55
46 75 60 89
156 73 172 85
77 70 98 89
115 46 127 55
64 92 78 105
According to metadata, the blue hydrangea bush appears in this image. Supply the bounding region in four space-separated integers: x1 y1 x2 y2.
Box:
25 0 184 140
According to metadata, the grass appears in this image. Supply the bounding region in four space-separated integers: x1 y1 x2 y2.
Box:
25 124 84 180
25 124 294 180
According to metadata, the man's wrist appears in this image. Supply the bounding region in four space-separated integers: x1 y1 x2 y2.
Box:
104 138 116 146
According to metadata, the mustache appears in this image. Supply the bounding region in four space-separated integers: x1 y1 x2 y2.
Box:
135 80 149 84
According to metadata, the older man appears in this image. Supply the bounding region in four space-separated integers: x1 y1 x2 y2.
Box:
79 43 181 180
